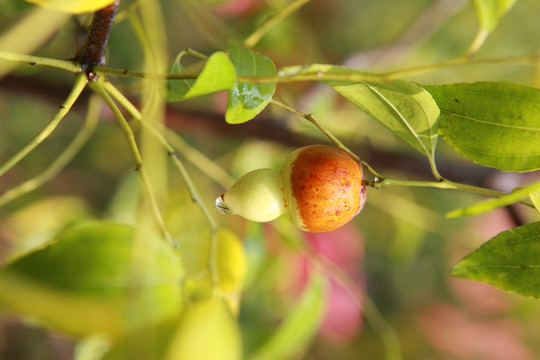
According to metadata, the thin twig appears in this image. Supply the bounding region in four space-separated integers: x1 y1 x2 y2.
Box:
243 0 312 49
93 53 540 83
102 81 221 288
303 245 402 360
103 81 220 230
0 94 99 206
0 73 87 178
165 129 235 189
89 80 174 246
0 51 80 72
270 99 384 179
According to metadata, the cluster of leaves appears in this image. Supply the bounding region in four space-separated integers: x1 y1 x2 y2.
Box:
0 0 539 359
159 37 540 297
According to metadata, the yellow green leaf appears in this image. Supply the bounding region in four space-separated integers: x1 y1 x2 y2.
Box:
530 191 540 214
178 227 246 313
451 221 540 298
446 180 540 218
0 222 184 338
165 298 242 360
216 227 247 293
24 0 116 14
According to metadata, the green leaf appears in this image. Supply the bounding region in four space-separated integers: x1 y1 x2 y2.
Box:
451 221 540 298
225 41 276 124
472 0 517 32
24 0 117 14
102 318 179 360
162 51 236 101
424 81 540 172
329 79 440 158
249 273 327 360
74 334 111 360
468 0 517 53
178 227 246 314
164 298 242 360
0 221 184 337
530 191 540 214
446 179 540 218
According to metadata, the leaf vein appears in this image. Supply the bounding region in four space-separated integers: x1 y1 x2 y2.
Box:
441 110 540 132
363 82 430 156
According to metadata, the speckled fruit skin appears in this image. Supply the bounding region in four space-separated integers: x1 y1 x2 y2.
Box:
216 145 366 232
281 145 366 232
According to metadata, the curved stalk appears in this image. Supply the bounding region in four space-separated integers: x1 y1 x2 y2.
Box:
303 246 402 360
0 73 87 178
269 99 384 179
0 94 100 207
243 0 312 49
102 81 221 288
89 80 174 246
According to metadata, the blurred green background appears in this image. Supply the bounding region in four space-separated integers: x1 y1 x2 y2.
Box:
1 0 540 359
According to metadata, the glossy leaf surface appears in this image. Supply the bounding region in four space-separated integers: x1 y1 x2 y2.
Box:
225 42 276 124
424 81 540 172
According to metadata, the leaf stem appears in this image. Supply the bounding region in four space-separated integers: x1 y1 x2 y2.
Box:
370 177 534 207
243 0 312 49
0 94 99 207
89 80 174 246
269 99 384 179
0 73 87 178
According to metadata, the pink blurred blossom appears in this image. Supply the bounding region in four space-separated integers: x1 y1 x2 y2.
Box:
288 225 366 345
210 0 262 18
417 303 534 360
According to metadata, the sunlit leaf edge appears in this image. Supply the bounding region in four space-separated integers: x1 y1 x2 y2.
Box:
446 179 540 218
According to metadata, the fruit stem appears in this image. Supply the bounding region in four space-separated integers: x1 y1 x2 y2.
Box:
269 99 384 179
